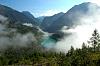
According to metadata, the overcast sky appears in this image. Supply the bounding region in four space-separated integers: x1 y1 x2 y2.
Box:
0 0 99 17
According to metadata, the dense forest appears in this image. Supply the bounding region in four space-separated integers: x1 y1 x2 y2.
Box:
0 29 100 66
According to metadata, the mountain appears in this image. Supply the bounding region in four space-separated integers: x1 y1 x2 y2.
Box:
37 16 45 24
40 12 64 32
22 11 39 25
22 11 35 20
43 2 99 33
0 4 37 25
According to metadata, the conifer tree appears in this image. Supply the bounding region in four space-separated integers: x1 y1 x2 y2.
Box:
82 42 87 53
88 29 100 52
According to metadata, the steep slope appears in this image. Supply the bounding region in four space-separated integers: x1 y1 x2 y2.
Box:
46 2 100 33
0 4 37 25
40 12 64 32
22 11 35 20
37 16 45 25
22 11 39 25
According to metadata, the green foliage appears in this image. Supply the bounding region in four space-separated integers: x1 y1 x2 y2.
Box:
88 29 100 52
1 29 100 66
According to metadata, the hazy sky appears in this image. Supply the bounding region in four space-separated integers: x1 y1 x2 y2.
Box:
0 0 99 17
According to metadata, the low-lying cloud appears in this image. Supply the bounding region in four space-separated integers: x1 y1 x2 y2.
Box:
87 0 100 6
0 15 37 49
54 3 100 53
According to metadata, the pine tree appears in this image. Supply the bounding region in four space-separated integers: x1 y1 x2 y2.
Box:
82 42 87 53
88 29 100 52
82 43 87 49
68 46 74 56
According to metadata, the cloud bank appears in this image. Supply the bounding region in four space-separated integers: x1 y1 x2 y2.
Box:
0 15 37 49
53 3 100 53
87 0 100 6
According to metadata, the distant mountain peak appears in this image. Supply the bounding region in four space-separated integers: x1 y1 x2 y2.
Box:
79 2 97 5
40 12 64 32
22 11 34 16
0 4 38 25
22 11 35 19
41 2 100 33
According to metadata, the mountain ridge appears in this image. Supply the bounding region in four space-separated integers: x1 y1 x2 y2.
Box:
43 2 100 33
0 4 37 25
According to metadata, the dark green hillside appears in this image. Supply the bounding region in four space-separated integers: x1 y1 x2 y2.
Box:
0 29 100 66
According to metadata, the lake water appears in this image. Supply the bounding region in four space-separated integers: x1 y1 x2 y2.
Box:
41 36 57 48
